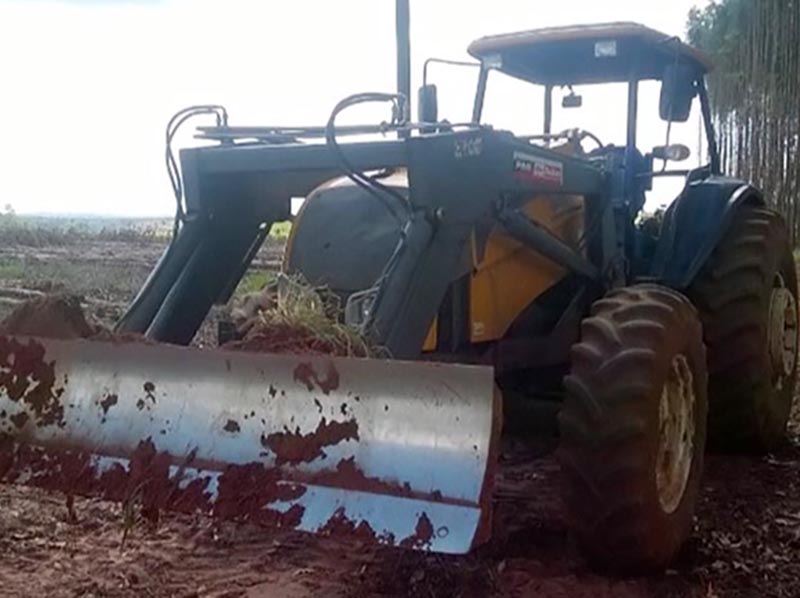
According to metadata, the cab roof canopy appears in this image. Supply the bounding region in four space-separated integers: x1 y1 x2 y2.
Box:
468 22 712 86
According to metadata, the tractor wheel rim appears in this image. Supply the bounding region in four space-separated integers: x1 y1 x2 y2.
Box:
768 272 798 389
656 353 695 514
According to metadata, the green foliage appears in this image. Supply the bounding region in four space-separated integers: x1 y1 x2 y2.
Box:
0 215 172 246
686 0 795 114
270 221 292 239
0 214 290 246
686 0 800 242
0 204 18 230
235 270 276 297
687 1 748 112
687 2 748 59
0 259 24 281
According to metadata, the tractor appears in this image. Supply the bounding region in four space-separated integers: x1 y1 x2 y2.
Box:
1 10 797 575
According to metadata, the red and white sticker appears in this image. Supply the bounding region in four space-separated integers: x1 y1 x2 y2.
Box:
513 151 563 186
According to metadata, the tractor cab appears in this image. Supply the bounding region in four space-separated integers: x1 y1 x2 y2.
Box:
420 22 719 211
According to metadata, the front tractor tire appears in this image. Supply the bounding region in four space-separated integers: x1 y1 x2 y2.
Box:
558 284 708 573
688 205 798 452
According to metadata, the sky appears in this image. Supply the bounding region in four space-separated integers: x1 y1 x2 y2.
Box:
0 0 707 217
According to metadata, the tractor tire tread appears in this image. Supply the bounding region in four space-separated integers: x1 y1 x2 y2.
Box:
559 284 708 573
687 204 797 452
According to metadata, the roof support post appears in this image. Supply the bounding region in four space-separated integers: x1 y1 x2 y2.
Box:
623 78 640 205
544 84 553 136
626 78 638 151
698 78 721 175
471 66 488 123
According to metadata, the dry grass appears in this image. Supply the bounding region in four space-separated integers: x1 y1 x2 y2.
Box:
232 274 377 358
0 214 172 247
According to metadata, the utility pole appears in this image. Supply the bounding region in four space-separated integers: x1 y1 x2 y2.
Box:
395 0 411 121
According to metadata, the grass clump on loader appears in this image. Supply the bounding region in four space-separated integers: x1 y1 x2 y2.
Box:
228 274 377 358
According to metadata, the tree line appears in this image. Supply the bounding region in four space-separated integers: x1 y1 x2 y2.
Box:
687 0 800 243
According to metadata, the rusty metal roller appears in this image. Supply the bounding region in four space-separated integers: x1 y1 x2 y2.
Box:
0 335 499 553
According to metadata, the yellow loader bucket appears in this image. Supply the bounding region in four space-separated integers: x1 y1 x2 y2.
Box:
0 335 499 553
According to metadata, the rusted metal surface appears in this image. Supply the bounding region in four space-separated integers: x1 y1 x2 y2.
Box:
0 335 498 554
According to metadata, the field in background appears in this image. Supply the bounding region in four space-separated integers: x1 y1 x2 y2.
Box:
0 214 286 340
0 214 799 597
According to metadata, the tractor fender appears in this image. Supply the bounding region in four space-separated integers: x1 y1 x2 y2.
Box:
649 176 765 289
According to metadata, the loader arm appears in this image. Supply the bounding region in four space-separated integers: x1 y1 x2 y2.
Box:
118 127 606 359
116 139 408 344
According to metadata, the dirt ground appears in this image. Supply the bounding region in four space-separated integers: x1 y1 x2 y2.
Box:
0 236 283 346
1 235 799 597
1 423 798 598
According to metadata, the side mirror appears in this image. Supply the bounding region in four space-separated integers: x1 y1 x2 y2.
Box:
417 84 438 123
652 143 691 162
659 64 697 122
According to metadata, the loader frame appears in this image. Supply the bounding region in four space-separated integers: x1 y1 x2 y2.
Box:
118 21 756 371
118 127 607 361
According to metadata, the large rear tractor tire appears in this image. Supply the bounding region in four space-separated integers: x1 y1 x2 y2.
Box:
687 205 798 453
558 284 708 573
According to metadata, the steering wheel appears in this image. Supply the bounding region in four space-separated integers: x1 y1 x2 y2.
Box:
558 128 604 152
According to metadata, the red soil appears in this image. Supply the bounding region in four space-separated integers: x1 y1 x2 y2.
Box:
1 436 798 597
0 294 94 339
1 295 799 597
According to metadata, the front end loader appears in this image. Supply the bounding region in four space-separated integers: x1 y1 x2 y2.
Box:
1 11 797 574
